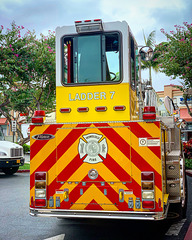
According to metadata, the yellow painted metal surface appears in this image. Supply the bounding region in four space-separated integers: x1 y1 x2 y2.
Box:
56 83 131 123
130 87 139 120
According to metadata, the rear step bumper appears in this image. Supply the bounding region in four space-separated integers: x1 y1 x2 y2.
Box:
30 208 167 221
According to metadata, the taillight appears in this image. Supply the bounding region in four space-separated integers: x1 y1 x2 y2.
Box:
35 172 47 207
35 199 46 207
141 181 153 190
142 191 154 199
141 172 154 181
142 201 155 209
35 172 46 180
35 181 46 188
32 110 45 124
141 171 155 209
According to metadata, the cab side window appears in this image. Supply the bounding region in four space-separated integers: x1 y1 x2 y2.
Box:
130 35 136 90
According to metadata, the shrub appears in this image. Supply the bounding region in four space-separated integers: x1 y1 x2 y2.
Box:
185 158 192 169
183 139 192 169
22 144 30 154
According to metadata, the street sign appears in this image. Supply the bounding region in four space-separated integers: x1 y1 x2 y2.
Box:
11 120 17 132
27 126 30 135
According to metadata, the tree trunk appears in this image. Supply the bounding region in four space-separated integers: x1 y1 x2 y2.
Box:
184 94 192 117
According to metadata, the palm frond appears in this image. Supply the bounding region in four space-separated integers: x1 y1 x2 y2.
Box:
143 29 147 45
147 31 156 48
141 30 159 85
143 30 156 48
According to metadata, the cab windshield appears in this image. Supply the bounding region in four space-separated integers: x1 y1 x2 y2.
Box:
62 32 120 84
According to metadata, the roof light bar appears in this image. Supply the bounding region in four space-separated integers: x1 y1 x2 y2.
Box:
75 19 103 33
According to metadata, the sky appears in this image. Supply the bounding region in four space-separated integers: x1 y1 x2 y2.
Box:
0 0 192 91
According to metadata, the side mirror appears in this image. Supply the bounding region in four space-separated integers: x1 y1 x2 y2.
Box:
139 46 154 61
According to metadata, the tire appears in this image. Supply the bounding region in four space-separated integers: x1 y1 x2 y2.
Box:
2 166 19 175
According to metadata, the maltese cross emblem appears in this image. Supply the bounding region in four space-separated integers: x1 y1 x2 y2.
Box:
78 133 108 164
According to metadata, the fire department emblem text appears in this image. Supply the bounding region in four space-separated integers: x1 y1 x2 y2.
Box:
78 133 108 164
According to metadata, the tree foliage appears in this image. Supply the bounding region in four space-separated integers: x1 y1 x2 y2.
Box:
155 22 192 116
0 22 56 144
141 30 159 86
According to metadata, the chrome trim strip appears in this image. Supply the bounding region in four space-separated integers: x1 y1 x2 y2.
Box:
32 119 160 126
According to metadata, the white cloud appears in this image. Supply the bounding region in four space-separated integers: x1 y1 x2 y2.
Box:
99 0 186 36
98 0 187 90
0 0 30 12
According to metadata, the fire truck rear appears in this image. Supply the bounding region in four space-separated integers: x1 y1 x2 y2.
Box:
29 20 187 220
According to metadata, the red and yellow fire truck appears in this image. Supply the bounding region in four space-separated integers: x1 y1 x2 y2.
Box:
29 20 187 220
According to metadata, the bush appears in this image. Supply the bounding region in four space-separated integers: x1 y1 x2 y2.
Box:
22 144 30 154
185 158 192 169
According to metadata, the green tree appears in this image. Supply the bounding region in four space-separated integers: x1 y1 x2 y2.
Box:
0 22 56 144
156 22 192 116
141 30 159 86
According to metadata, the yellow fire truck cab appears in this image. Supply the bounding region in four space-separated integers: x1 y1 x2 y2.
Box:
29 19 187 220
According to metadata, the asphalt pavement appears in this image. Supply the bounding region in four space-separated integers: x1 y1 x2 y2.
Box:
16 154 192 239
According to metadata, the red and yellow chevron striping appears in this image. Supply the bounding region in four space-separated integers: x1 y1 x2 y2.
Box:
30 121 163 213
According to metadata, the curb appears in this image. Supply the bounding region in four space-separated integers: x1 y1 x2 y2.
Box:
184 223 192 240
186 170 192 177
18 169 30 173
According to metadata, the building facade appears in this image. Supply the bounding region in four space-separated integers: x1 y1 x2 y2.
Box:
156 85 192 141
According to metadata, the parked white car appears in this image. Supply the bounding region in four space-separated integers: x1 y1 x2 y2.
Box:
0 127 25 175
